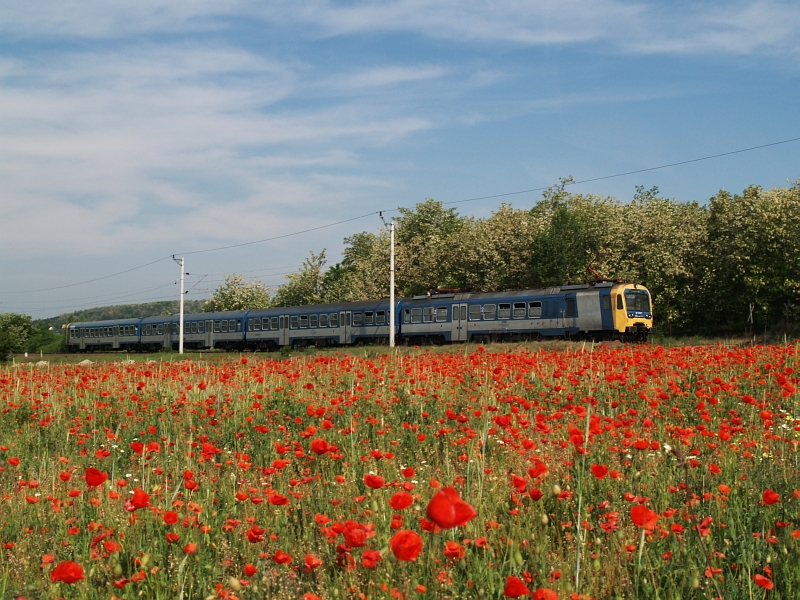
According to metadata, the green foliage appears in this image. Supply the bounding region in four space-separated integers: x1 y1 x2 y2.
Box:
271 251 328 307
26 322 66 354
0 313 33 361
204 274 271 312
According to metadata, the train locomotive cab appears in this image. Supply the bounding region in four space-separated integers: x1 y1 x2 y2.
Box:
610 283 653 341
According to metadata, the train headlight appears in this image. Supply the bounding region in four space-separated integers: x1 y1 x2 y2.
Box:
628 312 634 318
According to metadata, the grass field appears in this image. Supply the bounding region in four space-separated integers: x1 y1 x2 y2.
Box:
1 341 798 599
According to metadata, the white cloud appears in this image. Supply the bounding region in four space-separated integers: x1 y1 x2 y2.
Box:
2 1 798 57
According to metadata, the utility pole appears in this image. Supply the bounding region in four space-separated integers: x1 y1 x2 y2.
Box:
173 256 186 354
389 220 395 348
379 213 396 348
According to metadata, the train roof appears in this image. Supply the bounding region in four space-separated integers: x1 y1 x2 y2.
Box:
69 318 142 327
248 298 396 315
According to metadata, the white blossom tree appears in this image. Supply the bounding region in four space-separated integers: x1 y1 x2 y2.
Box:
204 274 271 312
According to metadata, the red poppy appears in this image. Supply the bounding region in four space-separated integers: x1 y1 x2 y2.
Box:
59 471 71 482
533 588 559 600
163 511 178 525
762 489 780 505
753 574 774 590
129 488 150 510
426 486 477 529
269 493 289 506
364 474 385 489
389 491 414 510
389 530 423 562
304 553 323 572
243 564 257 577
401 467 416 478
50 560 85 584
630 505 658 531
183 543 198 555
590 464 608 479
362 549 382 569
503 575 530 597
85 467 108 488
166 533 180 544
272 549 292 564
443 541 464 560
310 438 330 455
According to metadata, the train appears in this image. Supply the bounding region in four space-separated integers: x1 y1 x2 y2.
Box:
65 281 653 352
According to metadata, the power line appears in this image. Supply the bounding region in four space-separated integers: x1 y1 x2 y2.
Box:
1 256 172 295
178 212 379 256
439 135 800 206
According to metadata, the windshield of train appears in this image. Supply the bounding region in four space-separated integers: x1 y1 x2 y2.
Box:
624 290 651 312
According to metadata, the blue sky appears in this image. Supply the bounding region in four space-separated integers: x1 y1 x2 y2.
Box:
1 1 799 319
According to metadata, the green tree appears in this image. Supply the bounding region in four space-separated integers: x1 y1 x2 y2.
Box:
271 250 328 306
0 313 33 361
204 274 271 312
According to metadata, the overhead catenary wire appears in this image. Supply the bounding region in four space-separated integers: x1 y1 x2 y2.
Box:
3 133 799 297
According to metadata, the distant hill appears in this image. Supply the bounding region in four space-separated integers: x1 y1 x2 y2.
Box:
36 300 207 328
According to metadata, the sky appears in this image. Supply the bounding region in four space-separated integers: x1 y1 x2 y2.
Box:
1 0 799 320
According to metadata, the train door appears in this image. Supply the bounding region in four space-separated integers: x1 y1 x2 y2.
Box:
279 315 290 346
339 311 351 344
205 320 214 349
451 303 468 342
163 323 171 349
565 297 576 330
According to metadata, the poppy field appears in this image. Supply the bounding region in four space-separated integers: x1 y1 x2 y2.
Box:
1 342 799 600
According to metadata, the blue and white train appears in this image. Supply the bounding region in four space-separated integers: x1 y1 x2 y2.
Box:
65 282 653 352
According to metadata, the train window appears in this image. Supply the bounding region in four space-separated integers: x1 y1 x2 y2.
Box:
256 318 263 331
145 325 151 335
376 311 385 325
290 316 298 329
483 304 496 320
329 313 338 328
498 303 511 319
364 312 374 325
193 322 199 333
566 298 576 318
232 320 239 331
513 302 526 318
423 307 434 323
299 315 307 328
453 306 459 320
198 322 205 334
616 295 624 310
411 308 422 323
221 320 228 333
602 295 611 310
625 291 650 312
469 305 481 320
353 312 363 326
271 316 279 330
403 309 411 324
157 324 163 335
461 305 467 321
319 314 328 327
529 301 542 318
310 314 318 328
436 307 448 322
212 321 219 332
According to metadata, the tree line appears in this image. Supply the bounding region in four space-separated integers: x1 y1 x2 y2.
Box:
213 179 798 336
